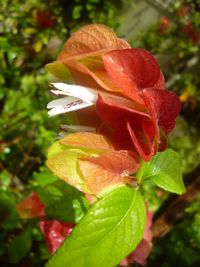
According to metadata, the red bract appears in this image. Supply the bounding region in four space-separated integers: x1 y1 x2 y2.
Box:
102 48 164 103
96 95 156 161
96 90 180 160
142 89 181 134
16 192 45 219
48 24 181 161
39 220 75 254
96 48 181 161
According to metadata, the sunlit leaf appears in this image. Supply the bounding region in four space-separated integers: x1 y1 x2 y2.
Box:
60 132 114 152
46 61 71 81
58 24 130 58
142 149 186 194
46 186 146 267
79 150 139 195
102 48 161 103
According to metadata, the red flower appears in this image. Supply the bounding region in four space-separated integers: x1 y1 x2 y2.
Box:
16 192 45 219
182 23 200 44
158 16 171 33
39 220 75 254
36 10 56 29
47 25 180 161
96 49 181 161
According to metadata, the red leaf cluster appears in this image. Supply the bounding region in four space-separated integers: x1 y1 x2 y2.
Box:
96 49 180 161
54 24 181 161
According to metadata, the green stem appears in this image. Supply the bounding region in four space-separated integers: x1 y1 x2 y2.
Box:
136 159 146 183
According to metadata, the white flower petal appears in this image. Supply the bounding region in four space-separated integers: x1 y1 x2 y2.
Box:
47 97 93 117
50 83 98 103
47 96 77 109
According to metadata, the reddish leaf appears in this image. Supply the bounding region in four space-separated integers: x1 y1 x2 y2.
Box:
58 24 130 58
102 48 161 103
96 94 156 161
78 150 138 195
16 192 45 219
142 89 181 133
60 132 114 151
146 71 165 90
61 52 123 94
126 120 156 161
54 25 131 95
39 220 75 254
82 150 139 174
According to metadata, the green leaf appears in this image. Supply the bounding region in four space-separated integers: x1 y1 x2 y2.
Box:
142 149 186 195
47 141 67 158
8 230 32 264
38 180 89 223
46 61 71 81
46 186 146 267
47 141 97 193
33 170 58 187
72 5 83 19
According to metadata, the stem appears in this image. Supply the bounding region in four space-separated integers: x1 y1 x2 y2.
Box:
136 159 146 182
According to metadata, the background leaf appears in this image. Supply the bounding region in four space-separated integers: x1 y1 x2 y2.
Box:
8 230 32 264
38 180 89 223
46 186 146 267
142 149 186 195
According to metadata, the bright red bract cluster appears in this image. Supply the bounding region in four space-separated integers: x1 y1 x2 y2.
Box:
54 24 181 161
96 48 180 161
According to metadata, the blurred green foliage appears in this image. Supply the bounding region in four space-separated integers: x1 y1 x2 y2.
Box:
0 0 126 265
148 195 200 267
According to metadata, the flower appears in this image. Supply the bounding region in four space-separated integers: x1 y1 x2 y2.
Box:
16 192 45 219
46 24 180 161
96 88 180 161
46 132 139 196
39 220 75 254
17 193 75 255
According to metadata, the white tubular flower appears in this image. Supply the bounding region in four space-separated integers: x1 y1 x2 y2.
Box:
47 82 126 117
47 83 98 117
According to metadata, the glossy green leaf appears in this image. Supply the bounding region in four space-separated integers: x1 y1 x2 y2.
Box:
46 186 146 267
142 149 186 195
38 180 89 223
